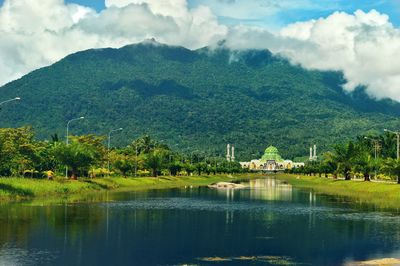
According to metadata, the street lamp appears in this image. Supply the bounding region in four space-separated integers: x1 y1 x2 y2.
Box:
65 116 85 178
365 136 381 179
364 137 381 160
108 128 123 177
384 129 400 160
0 97 21 107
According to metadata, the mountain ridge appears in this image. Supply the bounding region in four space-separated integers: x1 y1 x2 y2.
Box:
1 41 399 160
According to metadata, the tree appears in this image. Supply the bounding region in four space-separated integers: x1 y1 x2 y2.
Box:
144 148 168 177
379 132 397 159
195 162 207 175
168 161 182 176
132 135 158 154
70 134 107 163
352 151 375 181
381 158 400 184
0 127 38 176
32 141 58 174
331 142 357 180
319 152 336 177
111 152 136 177
183 163 195 176
53 141 100 180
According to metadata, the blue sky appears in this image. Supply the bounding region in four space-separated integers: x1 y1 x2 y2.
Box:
60 0 400 28
1 0 399 27
79 0 400 27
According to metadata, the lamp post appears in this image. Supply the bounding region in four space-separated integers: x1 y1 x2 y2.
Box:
365 136 381 179
384 129 400 160
364 137 381 160
0 97 21 107
65 116 85 178
135 144 138 177
108 128 123 177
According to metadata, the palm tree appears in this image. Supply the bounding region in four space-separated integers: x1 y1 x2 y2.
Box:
352 151 375 181
112 152 135 177
381 158 400 184
331 142 357 180
144 148 168 177
133 135 157 154
379 132 397 159
53 142 99 180
319 152 336 178
132 135 170 155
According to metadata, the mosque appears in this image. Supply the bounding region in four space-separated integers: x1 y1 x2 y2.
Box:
239 146 305 171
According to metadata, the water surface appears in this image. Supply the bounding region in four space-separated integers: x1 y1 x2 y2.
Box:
1 177 400 265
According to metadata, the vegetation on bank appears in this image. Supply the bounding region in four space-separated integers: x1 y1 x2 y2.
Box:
276 174 400 209
0 174 257 200
0 127 243 180
288 131 400 183
0 127 250 200
275 132 400 209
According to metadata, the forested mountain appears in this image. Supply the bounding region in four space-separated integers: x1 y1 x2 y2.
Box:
1 40 399 160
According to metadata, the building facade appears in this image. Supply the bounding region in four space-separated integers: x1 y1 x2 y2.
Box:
240 146 305 171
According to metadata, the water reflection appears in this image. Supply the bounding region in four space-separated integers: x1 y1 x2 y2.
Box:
0 177 399 266
247 178 293 201
213 177 293 202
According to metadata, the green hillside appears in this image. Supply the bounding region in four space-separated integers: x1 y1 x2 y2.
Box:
1 40 399 160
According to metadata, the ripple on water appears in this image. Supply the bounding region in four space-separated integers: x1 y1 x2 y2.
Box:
100 197 338 215
99 197 400 224
327 212 400 224
0 245 57 266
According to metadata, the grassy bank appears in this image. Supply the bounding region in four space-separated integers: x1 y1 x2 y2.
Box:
0 174 260 201
276 174 400 210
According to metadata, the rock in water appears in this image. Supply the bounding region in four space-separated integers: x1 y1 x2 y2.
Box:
208 182 246 189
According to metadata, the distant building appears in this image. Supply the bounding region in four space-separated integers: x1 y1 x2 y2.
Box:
240 146 305 171
226 144 235 162
309 144 318 161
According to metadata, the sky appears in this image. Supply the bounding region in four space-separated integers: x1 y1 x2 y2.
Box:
15 0 399 27
1 0 400 101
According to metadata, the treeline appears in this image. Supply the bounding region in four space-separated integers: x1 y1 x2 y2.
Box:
288 132 400 183
0 127 243 179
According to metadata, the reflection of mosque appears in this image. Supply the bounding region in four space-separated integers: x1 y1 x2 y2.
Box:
248 178 293 201
240 146 305 172
214 178 293 202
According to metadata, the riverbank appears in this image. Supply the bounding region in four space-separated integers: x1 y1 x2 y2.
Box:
275 174 400 210
0 174 261 201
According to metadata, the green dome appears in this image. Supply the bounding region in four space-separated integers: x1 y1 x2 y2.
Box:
265 146 279 154
260 146 283 163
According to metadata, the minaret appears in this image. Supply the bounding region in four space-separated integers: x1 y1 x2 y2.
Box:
309 147 313 160
313 145 317 159
226 144 231 162
231 145 235 162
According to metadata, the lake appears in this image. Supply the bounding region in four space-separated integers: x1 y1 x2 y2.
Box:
1 177 400 265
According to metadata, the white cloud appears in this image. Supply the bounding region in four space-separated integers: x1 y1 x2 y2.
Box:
278 10 400 101
222 9 400 101
1 1 400 101
0 0 97 85
105 0 188 18
0 0 226 87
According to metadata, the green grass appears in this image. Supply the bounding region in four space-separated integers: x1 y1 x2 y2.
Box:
276 174 400 210
0 174 261 201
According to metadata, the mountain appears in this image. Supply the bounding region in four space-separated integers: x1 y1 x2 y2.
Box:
0 40 399 160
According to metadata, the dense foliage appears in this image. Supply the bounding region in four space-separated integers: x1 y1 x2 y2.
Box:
0 127 242 179
289 132 400 183
1 41 400 160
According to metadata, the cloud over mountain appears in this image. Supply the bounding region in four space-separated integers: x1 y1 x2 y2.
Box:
225 10 400 101
1 0 400 101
